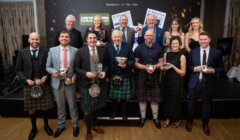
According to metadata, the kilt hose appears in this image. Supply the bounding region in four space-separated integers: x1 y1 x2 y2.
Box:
80 88 106 114
24 84 54 111
136 70 161 102
109 76 132 100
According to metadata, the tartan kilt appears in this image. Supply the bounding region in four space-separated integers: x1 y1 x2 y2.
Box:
24 84 54 111
136 70 161 102
109 76 132 100
80 87 106 113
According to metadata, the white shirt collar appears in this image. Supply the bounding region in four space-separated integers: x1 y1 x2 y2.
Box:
30 46 39 51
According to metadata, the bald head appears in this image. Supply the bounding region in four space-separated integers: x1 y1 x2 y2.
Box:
28 32 40 49
112 30 122 45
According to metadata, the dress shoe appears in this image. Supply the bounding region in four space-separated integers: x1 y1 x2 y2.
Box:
54 127 65 138
122 114 128 121
185 122 192 132
92 126 104 134
86 133 92 140
139 118 145 128
203 124 210 136
73 127 79 137
44 126 53 136
153 119 161 129
28 128 37 140
110 112 116 119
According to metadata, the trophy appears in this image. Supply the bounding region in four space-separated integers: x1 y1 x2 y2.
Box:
59 67 68 79
202 65 208 72
115 57 127 66
162 63 171 69
147 64 155 71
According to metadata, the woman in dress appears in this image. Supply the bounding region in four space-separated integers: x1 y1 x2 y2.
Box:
84 15 108 47
185 17 203 53
161 36 186 128
163 17 185 52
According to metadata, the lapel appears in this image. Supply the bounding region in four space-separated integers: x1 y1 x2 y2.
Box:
196 48 201 65
207 47 213 66
97 47 103 63
26 47 32 68
68 46 73 66
54 46 60 70
85 46 91 70
126 27 131 42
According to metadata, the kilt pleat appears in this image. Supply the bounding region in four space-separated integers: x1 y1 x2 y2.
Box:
108 76 132 100
24 84 54 111
136 71 161 102
80 87 106 113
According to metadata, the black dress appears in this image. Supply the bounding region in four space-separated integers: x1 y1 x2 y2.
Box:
163 51 182 121
189 38 200 50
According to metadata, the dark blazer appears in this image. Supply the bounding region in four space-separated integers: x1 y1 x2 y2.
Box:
54 28 83 48
137 26 164 48
188 47 224 91
112 27 135 46
74 46 108 88
15 47 49 82
106 42 134 77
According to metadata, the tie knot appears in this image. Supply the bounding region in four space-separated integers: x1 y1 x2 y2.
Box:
203 50 206 53
32 49 38 52
121 28 125 31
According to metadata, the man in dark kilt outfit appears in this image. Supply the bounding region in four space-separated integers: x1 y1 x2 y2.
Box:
106 30 134 120
15 32 54 140
134 29 164 129
74 31 108 140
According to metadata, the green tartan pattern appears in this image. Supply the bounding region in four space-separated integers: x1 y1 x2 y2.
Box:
108 76 132 100
80 88 106 113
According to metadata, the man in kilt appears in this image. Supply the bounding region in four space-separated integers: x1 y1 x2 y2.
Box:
134 29 164 129
46 30 79 137
106 30 134 120
15 32 54 140
74 31 108 140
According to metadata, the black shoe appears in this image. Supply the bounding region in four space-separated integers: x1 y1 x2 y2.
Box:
139 118 145 127
122 114 128 121
73 127 79 137
110 112 116 119
153 119 161 129
54 127 65 138
28 128 37 140
203 124 210 136
185 122 192 132
44 126 53 136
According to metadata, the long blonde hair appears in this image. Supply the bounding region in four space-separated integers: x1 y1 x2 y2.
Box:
188 17 203 33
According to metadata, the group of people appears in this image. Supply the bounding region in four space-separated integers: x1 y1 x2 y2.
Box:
15 14 224 140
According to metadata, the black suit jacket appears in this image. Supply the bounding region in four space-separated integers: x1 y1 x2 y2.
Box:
74 46 108 88
54 28 83 48
188 47 224 91
15 47 49 82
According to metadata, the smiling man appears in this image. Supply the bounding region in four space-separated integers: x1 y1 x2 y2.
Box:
186 31 224 136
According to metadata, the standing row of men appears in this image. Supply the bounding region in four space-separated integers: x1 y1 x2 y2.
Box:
15 14 224 140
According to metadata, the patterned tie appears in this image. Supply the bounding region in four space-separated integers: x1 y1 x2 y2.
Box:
116 44 120 54
63 48 68 68
121 28 126 42
92 48 97 62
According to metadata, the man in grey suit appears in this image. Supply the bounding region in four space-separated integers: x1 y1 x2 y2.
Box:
113 15 135 47
46 30 79 137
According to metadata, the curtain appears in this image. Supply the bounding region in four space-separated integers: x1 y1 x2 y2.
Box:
0 2 35 65
227 0 240 69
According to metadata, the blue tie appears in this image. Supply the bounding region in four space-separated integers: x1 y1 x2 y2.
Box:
116 45 120 54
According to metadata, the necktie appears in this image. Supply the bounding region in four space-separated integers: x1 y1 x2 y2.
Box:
203 50 206 65
202 50 207 81
92 48 97 62
116 45 120 54
121 28 126 42
31 50 38 58
63 48 68 68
